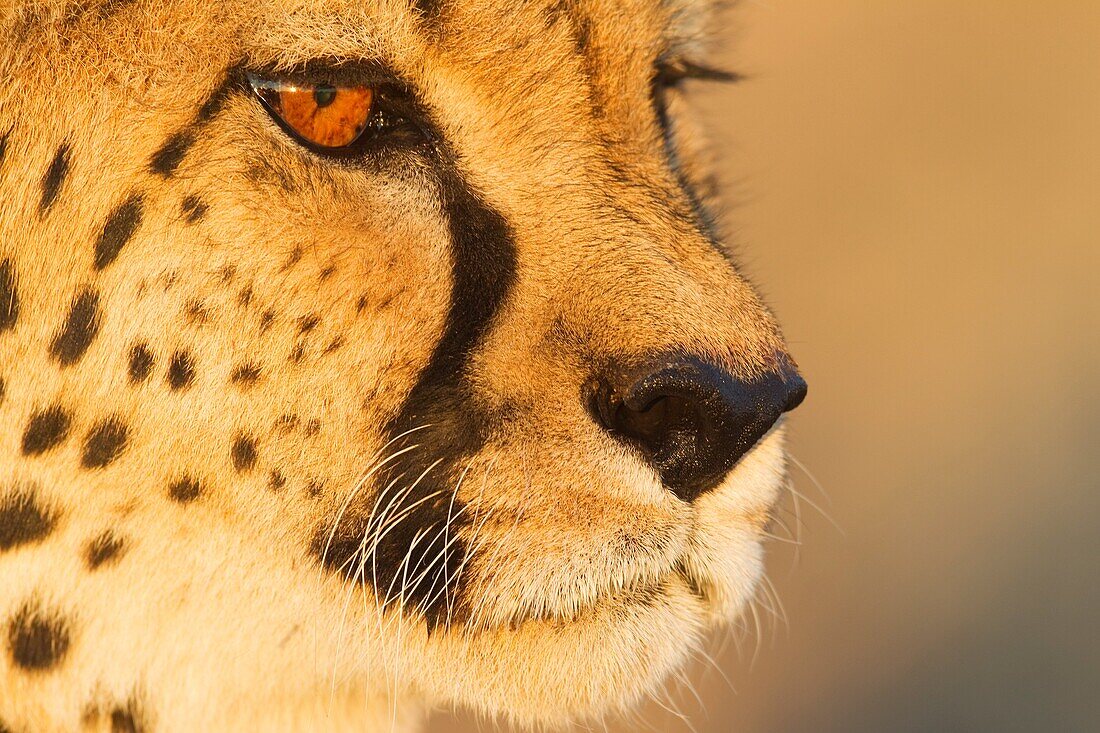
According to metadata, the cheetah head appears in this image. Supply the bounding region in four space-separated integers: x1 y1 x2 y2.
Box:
0 1 805 730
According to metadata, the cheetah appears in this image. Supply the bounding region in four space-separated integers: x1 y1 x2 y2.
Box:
0 1 806 730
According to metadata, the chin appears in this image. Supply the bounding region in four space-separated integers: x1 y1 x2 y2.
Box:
407 428 789 728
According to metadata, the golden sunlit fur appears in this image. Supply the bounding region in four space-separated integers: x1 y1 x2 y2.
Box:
0 1 799 731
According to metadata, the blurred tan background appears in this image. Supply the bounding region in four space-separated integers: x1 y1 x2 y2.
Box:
434 2 1100 731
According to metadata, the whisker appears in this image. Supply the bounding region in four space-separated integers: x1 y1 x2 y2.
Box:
785 477 844 536
320 441 424 572
759 571 789 632
760 529 802 546
787 453 831 500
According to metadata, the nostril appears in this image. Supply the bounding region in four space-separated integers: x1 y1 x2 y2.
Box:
589 356 807 503
592 371 706 452
612 395 670 446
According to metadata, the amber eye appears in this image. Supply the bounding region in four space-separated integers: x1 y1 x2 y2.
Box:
248 74 375 149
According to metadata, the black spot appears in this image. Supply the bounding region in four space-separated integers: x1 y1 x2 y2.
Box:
322 336 345 355
318 264 336 282
81 417 128 469
217 264 236 283
306 479 324 498
0 486 56 552
7 5 46 45
303 418 321 437
184 299 210 325
414 0 445 23
245 157 298 192
313 160 517 627
167 351 195 390
231 434 257 472
280 246 303 272
181 195 208 223
229 363 261 387
196 78 233 122
297 314 320 334
0 375 5 405
0 258 19 331
276 414 299 432
259 310 276 331
22 406 72 456
149 130 196 177
237 287 253 307
93 193 143 270
110 700 146 733
355 294 369 313
39 143 70 213
268 470 286 491
7 602 71 671
98 0 140 19
60 3 85 25
564 2 593 56
85 531 125 570
128 343 154 383
289 343 305 364
167 476 201 503
50 288 101 366
0 129 8 168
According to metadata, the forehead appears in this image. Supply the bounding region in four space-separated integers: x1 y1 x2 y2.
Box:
238 0 716 68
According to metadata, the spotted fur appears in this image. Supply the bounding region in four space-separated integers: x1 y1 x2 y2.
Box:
0 1 802 731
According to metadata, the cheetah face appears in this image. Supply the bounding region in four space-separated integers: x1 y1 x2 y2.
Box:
0 0 804 728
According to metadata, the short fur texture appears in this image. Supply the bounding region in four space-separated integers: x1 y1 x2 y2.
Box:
0 1 800 730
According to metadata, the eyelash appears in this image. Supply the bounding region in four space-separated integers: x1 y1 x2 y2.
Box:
652 59 738 134
655 60 741 88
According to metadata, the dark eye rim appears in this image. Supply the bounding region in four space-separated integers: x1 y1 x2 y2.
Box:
244 62 436 161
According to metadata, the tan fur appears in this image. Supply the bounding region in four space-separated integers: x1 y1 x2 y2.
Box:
0 1 798 730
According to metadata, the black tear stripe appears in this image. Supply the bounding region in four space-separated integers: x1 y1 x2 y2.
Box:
313 164 517 629
94 193 143 270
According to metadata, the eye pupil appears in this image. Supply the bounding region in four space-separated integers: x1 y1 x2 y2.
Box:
313 86 337 108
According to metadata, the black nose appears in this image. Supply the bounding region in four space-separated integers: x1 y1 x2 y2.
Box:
590 356 807 502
